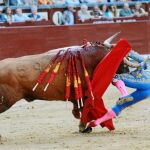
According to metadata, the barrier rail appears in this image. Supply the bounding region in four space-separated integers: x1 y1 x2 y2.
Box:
0 20 149 60
0 2 149 60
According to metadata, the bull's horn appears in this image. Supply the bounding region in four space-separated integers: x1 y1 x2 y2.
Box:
103 32 121 48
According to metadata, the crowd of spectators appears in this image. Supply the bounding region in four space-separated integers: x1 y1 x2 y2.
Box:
0 0 149 6
0 0 149 25
60 2 148 25
0 5 43 23
37 0 150 6
76 2 148 22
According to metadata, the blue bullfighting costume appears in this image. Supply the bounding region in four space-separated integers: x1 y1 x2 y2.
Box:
85 44 150 130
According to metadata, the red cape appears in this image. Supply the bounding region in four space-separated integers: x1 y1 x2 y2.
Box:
81 39 131 130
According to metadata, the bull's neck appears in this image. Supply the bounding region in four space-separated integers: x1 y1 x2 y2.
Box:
80 46 109 79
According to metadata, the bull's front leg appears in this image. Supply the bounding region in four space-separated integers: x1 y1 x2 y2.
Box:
71 102 90 132
0 99 10 113
72 105 81 119
0 98 13 113
0 84 24 114
79 121 86 132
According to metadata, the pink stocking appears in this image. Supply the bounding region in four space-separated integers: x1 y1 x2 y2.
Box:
113 80 128 97
88 109 116 127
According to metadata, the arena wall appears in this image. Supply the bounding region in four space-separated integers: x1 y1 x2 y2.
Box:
0 21 149 60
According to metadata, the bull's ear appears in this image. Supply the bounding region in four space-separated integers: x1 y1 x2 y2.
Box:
103 32 121 48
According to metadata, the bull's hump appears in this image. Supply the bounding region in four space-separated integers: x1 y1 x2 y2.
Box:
45 46 82 55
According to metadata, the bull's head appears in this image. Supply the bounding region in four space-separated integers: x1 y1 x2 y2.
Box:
103 32 142 73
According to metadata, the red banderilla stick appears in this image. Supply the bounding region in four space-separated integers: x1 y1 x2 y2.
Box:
73 55 84 107
65 55 71 101
44 49 69 92
77 51 94 107
71 55 80 110
32 50 62 91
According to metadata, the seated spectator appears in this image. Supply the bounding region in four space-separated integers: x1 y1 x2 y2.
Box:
38 0 53 5
119 3 134 17
24 0 36 5
90 5 103 18
52 0 65 5
65 0 80 6
0 7 6 22
80 0 106 3
9 0 24 6
62 5 75 25
28 6 42 21
110 5 119 17
133 2 148 17
101 4 113 19
14 8 30 22
100 0 108 2
78 4 92 22
80 0 97 3
4 7 15 24
0 0 7 5
117 0 130 1
107 0 116 2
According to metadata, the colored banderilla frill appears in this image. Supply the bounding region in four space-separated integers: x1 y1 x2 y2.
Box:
65 55 71 102
74 55 84 107
32 50 62 91
71 55 81 109
77 51 95 107
44 49 70 92
33 48 93 110
65 53 85 109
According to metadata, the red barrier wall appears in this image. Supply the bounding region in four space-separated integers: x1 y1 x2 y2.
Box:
0 21 149 60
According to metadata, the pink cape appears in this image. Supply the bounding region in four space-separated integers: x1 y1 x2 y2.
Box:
81 39 131 130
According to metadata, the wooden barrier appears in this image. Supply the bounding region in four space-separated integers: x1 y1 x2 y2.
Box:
77 16 149 24
0 20 149 60
0 20 52 27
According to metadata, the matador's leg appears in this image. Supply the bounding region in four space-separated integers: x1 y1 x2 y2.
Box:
87 89 150 128
112 79 128 97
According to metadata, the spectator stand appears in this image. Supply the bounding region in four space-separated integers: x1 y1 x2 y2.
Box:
38 1 150 25
74 1 150 24
148 2 150 19
0 1 149 26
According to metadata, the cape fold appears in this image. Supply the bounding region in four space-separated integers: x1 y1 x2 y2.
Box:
81 39 131 130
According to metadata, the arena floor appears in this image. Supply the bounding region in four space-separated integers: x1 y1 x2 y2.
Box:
0 85 150 150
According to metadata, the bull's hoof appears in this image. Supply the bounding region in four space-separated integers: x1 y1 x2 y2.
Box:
81 127 92 133
79 122 92 133
79 122 86 132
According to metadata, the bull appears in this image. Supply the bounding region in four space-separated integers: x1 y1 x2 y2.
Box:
0 33 137 131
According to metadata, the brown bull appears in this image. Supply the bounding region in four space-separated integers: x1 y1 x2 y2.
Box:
0 33 130 130
0 46 106 110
